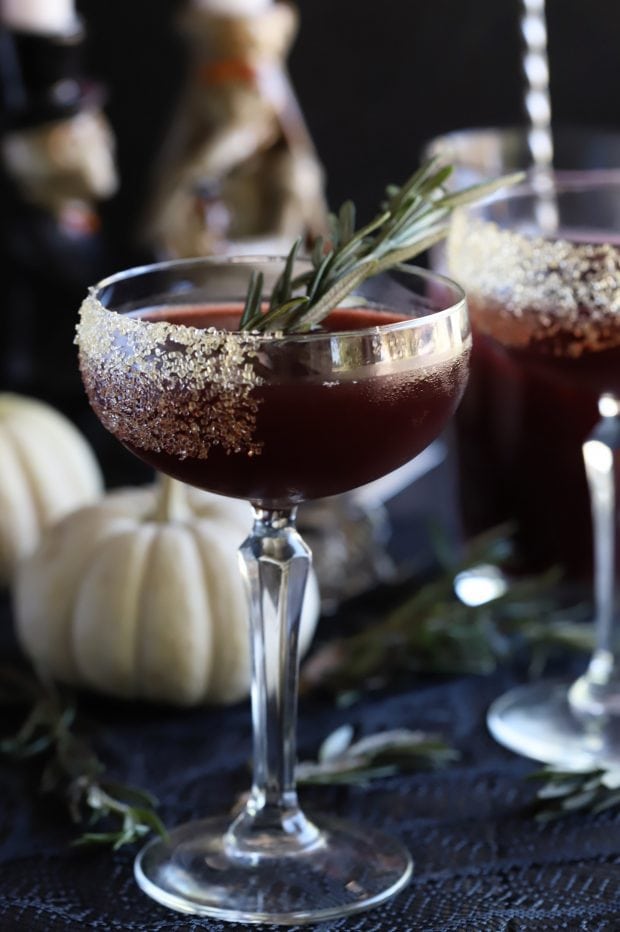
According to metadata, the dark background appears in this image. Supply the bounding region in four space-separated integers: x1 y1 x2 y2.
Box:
75 0 620 243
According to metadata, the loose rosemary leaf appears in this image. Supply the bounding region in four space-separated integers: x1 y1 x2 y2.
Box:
529 764 620 821
296 725 460 786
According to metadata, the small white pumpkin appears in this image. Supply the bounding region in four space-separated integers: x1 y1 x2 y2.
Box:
0 393 103 585
15 476 320 706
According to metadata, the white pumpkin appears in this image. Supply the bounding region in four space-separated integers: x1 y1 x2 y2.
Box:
0 393 103 585
15 477 320 706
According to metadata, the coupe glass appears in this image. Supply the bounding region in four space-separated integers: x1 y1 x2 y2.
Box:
76 256 469 925
448 175 620 768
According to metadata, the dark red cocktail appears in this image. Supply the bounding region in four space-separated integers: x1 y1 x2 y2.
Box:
448 188 620 577
101 304 468 506
457 299 620 575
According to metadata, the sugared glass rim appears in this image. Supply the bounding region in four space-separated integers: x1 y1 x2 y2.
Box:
90 255 467 343
448 169 620 328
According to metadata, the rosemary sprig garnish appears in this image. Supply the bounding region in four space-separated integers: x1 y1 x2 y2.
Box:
0 668 167 849
240 160 523 333
301 526 592 697
296 724 460 785
529 764 620 821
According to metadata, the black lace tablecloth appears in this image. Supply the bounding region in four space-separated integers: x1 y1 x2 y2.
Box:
1 592 619 932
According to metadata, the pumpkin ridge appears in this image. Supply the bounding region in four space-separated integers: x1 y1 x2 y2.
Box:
1 408 100 527
128 525 161 698
0 432 39 578
188 523 220 694
1 420 50 527
132 524 181 698
0 395 103 585
134 523 212 704
65 514 138 681
190 521 250 703
15 509 135 682
74 523 157 696
23 407 102 499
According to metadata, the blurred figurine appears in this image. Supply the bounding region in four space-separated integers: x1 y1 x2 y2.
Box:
2 108 117 230
0 0 118 227
147 0 328 257
0 1 118 408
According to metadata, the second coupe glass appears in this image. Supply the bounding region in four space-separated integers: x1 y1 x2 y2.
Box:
448 175 620 769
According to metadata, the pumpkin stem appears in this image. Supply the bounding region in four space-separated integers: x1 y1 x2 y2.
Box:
153 474 193 523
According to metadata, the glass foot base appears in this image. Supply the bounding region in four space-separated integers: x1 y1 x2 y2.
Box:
488 680 620 768
134 813 413 926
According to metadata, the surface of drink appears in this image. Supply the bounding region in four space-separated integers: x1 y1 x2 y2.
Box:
81 303 469 507
458 295 620 575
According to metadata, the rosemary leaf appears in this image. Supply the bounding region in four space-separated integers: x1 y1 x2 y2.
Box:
371 225 452 274
435 172 524 211
293 261 379 331
338 200 356 246
529 764 620 821
238 270 264 330
306 253 335 302
297 726 459 786
330 210 391 270
270 238 302 309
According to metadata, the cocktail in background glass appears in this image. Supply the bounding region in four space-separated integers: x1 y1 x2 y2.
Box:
76 256 470 924
448 177 620 767
423 129 620 578
448 176 620 576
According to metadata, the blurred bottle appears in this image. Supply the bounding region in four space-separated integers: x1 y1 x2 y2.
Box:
145 0 328 258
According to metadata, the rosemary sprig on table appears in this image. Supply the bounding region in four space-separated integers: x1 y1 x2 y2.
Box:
301 526 592 697
296 724 459 785
297 727 620 825
239 161 523 333
530 764 620 821
0 668 166 849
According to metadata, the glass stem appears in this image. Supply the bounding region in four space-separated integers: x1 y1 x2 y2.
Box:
226 506 320 861
569 395 620 718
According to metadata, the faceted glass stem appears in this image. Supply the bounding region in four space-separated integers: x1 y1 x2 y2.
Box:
569 394 620 719
227 506 321 861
